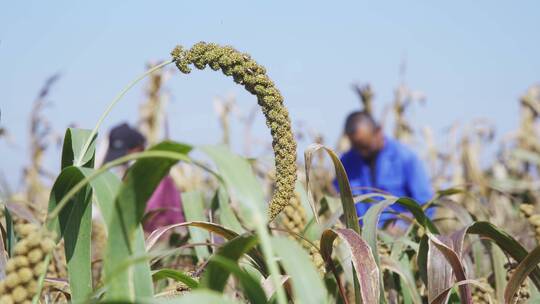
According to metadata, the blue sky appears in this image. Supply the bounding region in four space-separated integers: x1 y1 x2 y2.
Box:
1 1 539 189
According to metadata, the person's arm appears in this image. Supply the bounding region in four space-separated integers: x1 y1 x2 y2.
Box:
404 153 435 217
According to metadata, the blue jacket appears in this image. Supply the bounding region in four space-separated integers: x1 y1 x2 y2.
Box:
335 137 434 222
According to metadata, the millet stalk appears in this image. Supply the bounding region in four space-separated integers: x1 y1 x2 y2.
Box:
171 42 297 220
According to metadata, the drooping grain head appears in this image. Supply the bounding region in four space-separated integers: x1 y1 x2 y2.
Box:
171 42 297 221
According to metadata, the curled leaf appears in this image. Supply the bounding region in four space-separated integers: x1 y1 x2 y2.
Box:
320 228 379 304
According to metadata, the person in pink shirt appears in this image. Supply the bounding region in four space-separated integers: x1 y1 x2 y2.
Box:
103 123 185 233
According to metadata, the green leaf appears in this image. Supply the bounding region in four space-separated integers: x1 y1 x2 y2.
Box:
295 181 315 224
361 197 397 303
201 234 259 292
417 235 429 288
103 141 192 300
145 221 268 276
320 228 380 304
199 145 266 226
47 167 93 300
358 194 438 233
182 191 211 260
304 144 359 233
272 236 328 304
42 140 194 302
200 145 286 304
61 128 97 168
491 245 507 303
394 197 438 233
82 168 156 299
304 144 361 304
380 256 422 304
505 245 540 302
435 187 467 197
214 186 244 233
358 194 439 303
3 205 15 257
210 255 268 304
60 167 153 302
152 268 199 289
146 221 239 250
156 290 240 304
0 216 7 279
467 221 540 289
47 128 96 301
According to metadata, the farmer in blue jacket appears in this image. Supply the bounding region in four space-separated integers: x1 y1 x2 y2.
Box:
335 111 434 225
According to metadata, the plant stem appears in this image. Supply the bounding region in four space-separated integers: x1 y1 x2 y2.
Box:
74 60 173 167
255 219 287 304
32 252 52 304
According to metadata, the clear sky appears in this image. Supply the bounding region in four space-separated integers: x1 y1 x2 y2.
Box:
1 1 539 189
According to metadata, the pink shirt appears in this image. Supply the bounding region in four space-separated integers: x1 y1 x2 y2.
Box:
143 175 185 233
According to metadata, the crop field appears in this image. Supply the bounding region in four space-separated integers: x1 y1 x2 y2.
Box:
1 40 540 304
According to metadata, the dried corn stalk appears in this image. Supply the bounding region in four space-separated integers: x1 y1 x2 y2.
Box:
518 85 540 153
23 75 61 218
352 83 374 116
392 84 425 144
138 63 172 145
213 95 236 147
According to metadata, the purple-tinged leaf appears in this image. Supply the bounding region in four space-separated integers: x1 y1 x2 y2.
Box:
427 233 472 304
504 245 540 303
320 228 379 304
431 279 490 304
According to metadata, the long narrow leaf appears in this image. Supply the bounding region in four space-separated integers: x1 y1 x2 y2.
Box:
504 245 540 303
201 234 258 292
47 128 96 301
47 168 93 300
304 144 361 304
200 145 286 303
78 167 154 301
152 268 199 289
304 144 359 233
210 255 268 304
145 221 267 276
491 245 507 303
272 236 328 304
467 221 540 289
156 290 239 304
3 204 15 257
430 279 491 304
214 186 244 233
426 233 472 303
380 256 422 304
320 228 380 304
0 220 6 279
146 221 239 251
182 191 211 260
199 145 266 226
103 141 192 300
